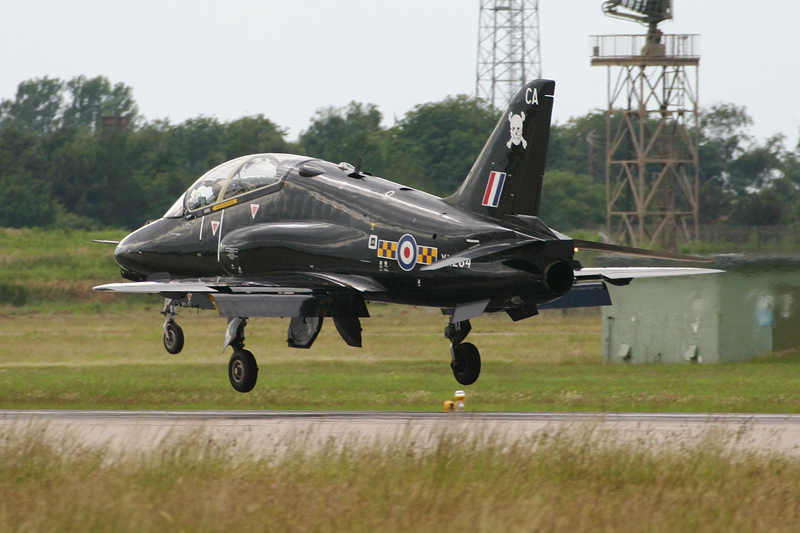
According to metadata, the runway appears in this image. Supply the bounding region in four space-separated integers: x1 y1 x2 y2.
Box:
3 410 800 457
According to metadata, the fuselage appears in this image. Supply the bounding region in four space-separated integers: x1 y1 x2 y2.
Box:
115 154 576 311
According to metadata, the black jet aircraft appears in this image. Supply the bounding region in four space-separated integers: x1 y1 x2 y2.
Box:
95 79 714 393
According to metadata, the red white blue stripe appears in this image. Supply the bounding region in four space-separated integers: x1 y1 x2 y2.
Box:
481 171 507 208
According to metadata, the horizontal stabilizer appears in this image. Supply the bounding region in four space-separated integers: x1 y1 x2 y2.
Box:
573 240 712 262
576 267 723 286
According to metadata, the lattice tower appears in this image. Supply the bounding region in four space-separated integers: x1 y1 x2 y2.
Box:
592 1 700 252
476 0 541 109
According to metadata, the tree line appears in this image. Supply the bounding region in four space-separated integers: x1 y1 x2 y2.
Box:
1 75 798 231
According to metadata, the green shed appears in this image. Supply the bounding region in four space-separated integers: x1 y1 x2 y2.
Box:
601 257 800 363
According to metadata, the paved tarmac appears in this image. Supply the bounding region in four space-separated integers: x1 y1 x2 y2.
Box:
2 410 800 457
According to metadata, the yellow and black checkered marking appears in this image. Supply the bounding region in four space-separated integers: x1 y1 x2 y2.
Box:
377 240 397 260
417 246 438 265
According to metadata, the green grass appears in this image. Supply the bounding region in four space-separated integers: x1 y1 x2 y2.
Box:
0 227 125 280
0 227 127 307
2 423 800 532
3 306 800 412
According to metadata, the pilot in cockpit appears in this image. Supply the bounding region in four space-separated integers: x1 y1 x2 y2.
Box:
187 178 224 210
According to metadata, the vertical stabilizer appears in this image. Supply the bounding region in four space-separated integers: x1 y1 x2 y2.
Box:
445 79 555 218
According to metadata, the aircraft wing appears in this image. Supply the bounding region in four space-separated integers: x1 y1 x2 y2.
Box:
94 280 219 294
575 267 723 286
94 273 386 318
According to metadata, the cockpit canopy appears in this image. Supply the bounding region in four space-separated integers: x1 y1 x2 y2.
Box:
164 153 311 218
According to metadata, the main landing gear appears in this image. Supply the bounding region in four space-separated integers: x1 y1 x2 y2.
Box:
224 317 258 393
445 319 481 385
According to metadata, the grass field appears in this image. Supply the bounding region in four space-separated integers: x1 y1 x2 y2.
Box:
0 227 127 308
2 423 800 532
3 304 800 412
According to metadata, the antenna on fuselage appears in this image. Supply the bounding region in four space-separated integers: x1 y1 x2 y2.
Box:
348 157 365 179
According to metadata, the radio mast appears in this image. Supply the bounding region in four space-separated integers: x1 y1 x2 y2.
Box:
476 0 541 109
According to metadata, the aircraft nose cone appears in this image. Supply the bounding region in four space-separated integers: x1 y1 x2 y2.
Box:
114 241 136 271
113 233 150 279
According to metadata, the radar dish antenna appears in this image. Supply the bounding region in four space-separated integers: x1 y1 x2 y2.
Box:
603 0 671 46
602 0 671 25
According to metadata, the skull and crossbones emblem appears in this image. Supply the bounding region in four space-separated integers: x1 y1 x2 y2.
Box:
506 111 527 149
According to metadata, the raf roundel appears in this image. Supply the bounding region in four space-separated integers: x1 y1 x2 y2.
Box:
396 234 418 271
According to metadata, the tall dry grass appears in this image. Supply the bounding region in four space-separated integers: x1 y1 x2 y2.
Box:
1 423 799 532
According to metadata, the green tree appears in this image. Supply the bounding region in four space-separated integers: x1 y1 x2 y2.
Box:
221 115 290 159
698 104 796 224
171 117 227 175
729 188 785 225
538 170 605 231
726 134 786 194
127 120 193 220
547 111 608 181
298 102 387 175
390 95 499 195
46 127 99 220
62 75 139 131
698 103 754 195
0 124 56 227
0 77 64 134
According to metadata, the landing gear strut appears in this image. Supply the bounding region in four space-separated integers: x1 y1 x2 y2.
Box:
162 299 184 354
445 319 481 385
225 317 258 393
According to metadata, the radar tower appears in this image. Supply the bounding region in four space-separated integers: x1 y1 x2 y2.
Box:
592 1 700 251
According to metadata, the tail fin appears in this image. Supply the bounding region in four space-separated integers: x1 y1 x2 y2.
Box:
445 79 555 218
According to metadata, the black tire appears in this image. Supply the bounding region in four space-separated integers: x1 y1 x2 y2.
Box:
287 316 323 349
228 349 258 393
163 322 184 354
451 342 481 385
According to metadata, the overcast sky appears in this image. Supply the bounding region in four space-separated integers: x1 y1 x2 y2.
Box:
2 1 797 146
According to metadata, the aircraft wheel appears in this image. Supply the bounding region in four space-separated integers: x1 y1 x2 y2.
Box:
451 342 481 386
229 349 258 393
163 322 184 354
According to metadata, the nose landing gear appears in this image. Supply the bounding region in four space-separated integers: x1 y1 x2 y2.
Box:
162 300 185 355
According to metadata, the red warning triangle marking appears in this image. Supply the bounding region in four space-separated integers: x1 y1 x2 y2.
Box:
251 204 259 219
211 220 220 236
